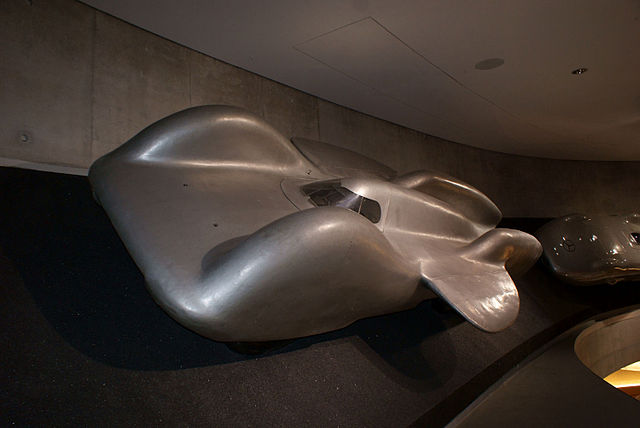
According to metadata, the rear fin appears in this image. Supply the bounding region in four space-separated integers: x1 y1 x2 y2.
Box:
393 170 501 229
461 228 542 277
421 229 541 332
291 137 397 179
422 261 519 333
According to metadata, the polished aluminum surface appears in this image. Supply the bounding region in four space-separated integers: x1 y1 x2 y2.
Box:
89 105 542 341
536 213 640 285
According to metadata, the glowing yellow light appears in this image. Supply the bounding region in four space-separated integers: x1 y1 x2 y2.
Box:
621 361 640 372
604 360 640 388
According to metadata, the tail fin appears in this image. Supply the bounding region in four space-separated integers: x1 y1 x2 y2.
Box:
421 229 541 332
393 170 502 230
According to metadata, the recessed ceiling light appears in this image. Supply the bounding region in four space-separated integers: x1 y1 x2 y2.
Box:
572 67 588 75
474 58 504 70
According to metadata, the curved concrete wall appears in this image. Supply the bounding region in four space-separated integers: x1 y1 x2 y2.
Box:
575 308 640 378
2 0 639 217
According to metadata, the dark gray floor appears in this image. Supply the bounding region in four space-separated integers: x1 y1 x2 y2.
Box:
450 311 640 427
1 167 638 427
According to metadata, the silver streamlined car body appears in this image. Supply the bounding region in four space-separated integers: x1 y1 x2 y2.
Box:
536 213 640 285
89 105 542 342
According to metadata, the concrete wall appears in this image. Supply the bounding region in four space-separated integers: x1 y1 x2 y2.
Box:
1 0 638 217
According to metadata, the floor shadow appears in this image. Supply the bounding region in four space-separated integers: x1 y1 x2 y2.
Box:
0 167 462 385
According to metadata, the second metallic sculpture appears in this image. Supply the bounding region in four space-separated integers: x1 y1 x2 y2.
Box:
536 213 640 285
90 106 542 342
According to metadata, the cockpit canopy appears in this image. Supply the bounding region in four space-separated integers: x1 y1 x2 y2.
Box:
302 180 381 223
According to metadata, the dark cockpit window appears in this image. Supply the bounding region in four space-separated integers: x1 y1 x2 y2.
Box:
359 198 381 223
302 180 381 224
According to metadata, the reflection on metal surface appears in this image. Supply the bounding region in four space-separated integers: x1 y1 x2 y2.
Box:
302 180 382 223
536 214 640 285
89 105 541 342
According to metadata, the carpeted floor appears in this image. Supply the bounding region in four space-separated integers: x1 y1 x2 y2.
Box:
1 167 637 426
450 312 640 427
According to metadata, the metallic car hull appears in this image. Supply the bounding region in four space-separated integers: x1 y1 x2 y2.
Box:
90 105 541 341
536 214 640 285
